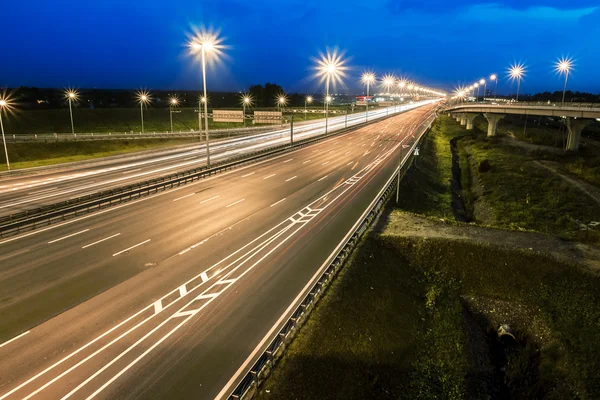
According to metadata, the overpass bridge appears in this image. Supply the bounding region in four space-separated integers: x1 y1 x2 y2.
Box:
445 103 600 151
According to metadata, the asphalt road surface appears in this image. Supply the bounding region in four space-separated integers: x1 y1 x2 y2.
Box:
0 103 431 217
0 103 438 399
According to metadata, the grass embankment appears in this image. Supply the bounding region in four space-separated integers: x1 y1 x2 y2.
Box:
260 232 600 399
259 115 600 399
0 138 199 171
462 118 600 243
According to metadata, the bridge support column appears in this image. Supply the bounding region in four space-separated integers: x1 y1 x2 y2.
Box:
465 113 478 130
565 118 592 151
484 113 505 137
453 114 461 122
459 114 467 126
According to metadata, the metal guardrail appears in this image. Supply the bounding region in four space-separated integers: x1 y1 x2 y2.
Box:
445 101 600 111
0 111 404 237
225 117 433 400
6 124 275 143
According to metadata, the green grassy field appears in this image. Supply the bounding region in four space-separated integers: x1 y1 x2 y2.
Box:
0 138 199 171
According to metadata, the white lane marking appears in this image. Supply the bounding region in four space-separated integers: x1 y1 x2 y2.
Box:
318 175 328 182
270 198 286 207
283 159 293 163
344 151 350 155
285 176 297 182
347 161 353 166
322 161 329 166
226 198 245 208
47 229 90 244
81 233 121 249
0 114 430 398
153 300 163 314
263 174 276 180
173 193 195 202
241 172 255 178
179 285 187 296
122 169 142 174
0 103 433 246
112 239 151 257
302 160 312 164
200 272 209 282
0 331 30 349
200 195 220 204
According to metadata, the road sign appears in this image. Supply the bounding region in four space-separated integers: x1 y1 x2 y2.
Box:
254 111 282 124
414 147 420 156
213 110 243 123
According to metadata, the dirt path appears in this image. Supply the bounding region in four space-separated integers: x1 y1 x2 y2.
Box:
377 210 600 270
534 160 600 206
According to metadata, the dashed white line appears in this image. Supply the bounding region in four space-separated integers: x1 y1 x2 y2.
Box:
285 176 297 182
263 174 276 180
226 198 246 208
200 195 220 204
322 161 330 166
173 193 195 202
318 175 329 182
48 229 90 244
347 161 353 166
270 198 286 207
242 172 255 178
0 331 30 349
81 233 121 249
302 160 312 164
112 239 151 257
344 151 350 155
283 159 293 163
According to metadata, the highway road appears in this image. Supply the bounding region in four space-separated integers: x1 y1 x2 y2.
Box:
0 103 438 399
0 103 431 217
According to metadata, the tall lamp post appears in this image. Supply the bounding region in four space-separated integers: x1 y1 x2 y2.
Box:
313 48 348 133
277 94 287 125
474 83 479 101
490 74 498 99
556 57 573 105
169 97 178 133
361 72 375 122
0 99 10 171
189 31 224 169
137 91 150 134
241 94 252 127
509 63 525 101
65 90 78 135
304 96 313 120
479 78 486 101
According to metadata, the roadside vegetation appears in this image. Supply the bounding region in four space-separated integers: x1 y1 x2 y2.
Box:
259 114 600 399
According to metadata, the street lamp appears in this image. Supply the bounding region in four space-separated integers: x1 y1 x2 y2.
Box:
169 97 179 133
189 29 225 168
474 82 479 100
479 78 486 101
361 72 375 121
240 94 252 127
277 94 287 125
313 48 349 134
555 57 573 105
490 74 498 99
65 89 78 135
381 74 395 94
304 95 313 120
509 63 525 101
0 98 11 170
137 91 150 134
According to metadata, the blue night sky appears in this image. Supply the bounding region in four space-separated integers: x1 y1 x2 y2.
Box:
2 0 599 95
